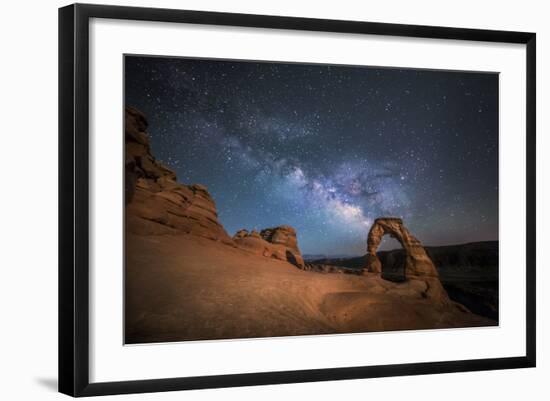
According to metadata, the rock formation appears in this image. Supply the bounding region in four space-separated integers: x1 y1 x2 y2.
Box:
125 106 309 264
233 226 305 267
125 106 232 243
364 217 439 278
364 218 450 302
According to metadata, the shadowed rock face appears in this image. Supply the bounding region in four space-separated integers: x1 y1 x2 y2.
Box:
125 106 232 243
365 217 439 278
125 106 176 204
233 226 305 268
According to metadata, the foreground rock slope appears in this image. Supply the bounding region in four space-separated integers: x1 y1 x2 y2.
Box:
125 233 494 343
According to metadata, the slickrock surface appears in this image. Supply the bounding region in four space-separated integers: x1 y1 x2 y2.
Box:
125 233 493 343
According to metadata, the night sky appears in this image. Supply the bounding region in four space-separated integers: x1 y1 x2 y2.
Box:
125 56 498 256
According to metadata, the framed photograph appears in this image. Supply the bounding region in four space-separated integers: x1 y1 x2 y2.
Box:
59 3 536 397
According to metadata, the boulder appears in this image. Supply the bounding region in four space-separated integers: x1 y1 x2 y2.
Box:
233 225 305 267
260 226 300 253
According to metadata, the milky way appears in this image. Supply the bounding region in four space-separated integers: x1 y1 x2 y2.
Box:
125 56 498 256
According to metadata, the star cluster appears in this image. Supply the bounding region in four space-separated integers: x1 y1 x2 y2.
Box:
125 56 498 255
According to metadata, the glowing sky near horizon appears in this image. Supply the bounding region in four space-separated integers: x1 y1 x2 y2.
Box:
125 56 498 256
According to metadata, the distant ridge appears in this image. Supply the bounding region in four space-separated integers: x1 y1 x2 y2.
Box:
303 253 359 261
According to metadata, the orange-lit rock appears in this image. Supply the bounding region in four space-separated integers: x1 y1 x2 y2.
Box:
125 106 232 243
364 217 449 302
233 226 305 267
365 217 439 278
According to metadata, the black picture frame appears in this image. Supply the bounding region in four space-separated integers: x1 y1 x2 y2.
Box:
59 3 536 397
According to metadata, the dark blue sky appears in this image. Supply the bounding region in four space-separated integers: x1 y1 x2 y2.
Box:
125 56 498 256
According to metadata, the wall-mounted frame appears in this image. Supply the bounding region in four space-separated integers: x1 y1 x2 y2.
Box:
59 3 536 397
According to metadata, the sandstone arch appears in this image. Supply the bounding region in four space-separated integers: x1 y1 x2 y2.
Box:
364 218 439 278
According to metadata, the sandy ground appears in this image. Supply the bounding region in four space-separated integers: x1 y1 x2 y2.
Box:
125 233 495 344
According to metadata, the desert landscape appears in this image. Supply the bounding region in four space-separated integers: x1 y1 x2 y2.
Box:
125 106 497 344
